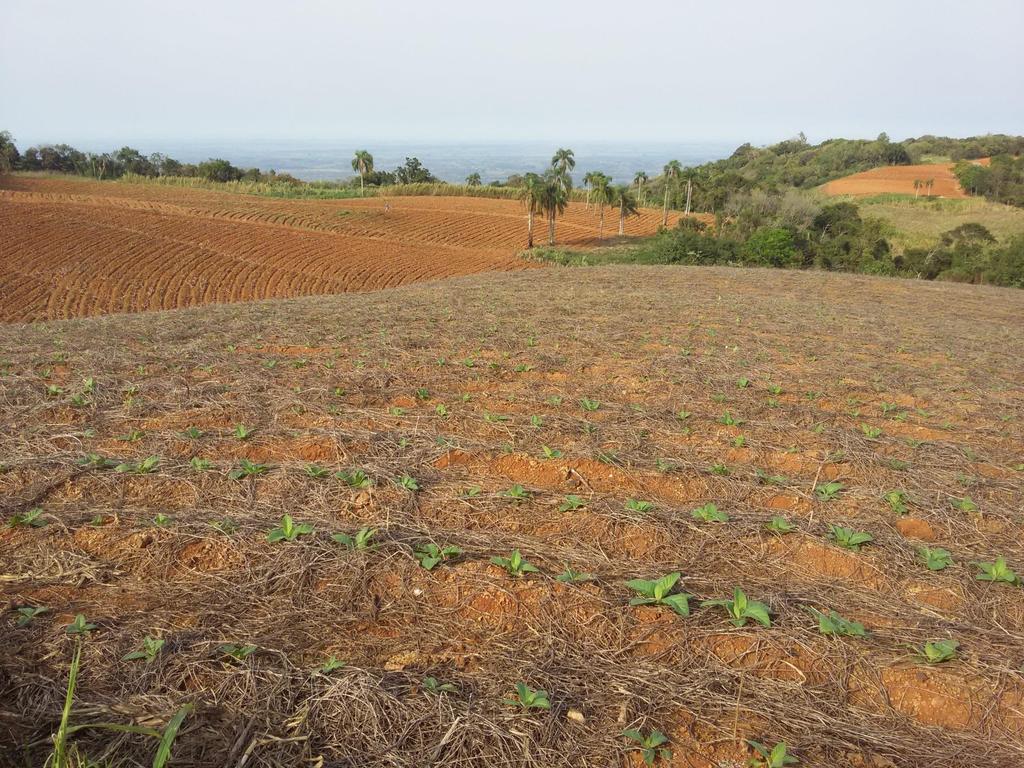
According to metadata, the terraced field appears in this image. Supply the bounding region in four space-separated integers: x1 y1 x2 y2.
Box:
0 175 684 323
2 267 1022 767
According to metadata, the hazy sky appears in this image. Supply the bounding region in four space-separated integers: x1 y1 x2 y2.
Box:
2 0 1022 147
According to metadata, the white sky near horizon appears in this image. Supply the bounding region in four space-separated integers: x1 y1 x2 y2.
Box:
1 0 1022 149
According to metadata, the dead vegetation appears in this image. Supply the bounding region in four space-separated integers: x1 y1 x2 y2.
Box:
1 266 1023 767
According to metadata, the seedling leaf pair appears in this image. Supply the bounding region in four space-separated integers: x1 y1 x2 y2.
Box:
627 572 691 616
702 588 771 627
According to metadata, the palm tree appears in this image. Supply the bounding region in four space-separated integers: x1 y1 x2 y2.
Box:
913 179 922 198
634 171 648 206
583 170 600 210
521 172 545 249
590 172 613 241
351 150 374 196
662 160 682 226
551 148 575 192
540 172 569 246
613 185 640 236
681 167 697 214
466 172 482 186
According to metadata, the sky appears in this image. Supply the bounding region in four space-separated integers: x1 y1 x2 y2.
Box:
2 0 1022 148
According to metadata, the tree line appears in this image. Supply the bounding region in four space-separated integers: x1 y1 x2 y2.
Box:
532 191 1024 289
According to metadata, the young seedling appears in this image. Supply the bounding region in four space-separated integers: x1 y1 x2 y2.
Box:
232 424 253 441
460 485 482 498
490 549 539 577
709 462 730 476
305 464 332 478
218 643 258 662
320 656 345 673
335 469 372 488
767 384 783 396
435 403 449 417
423 676 458 694
623 728 672 766
530 414 543 427
718 411 742 426
77 453 119 469
398 474 420 491
114 456 160 474
228 459 270 480
555 564 594 584
883 490 908 515
579 397 601 412
860 423 883 439
182 426 203 439
267 514 314 543
691 503 729 523
626 572 691 616
123 635 165 663
736 377 751 389
415 387 430 400
559 495 586 512
504 484 531 500
828 524 873 552
809 608 865 637
973 557 1019 585
209 518 238 535
414 543 461 570
814 482 843 502
676 409 691 421
16 606 47 626
755 469 788 486
918 546 953 571
7 507 45 528
656 458 678 473
765 516 796 535
625 499 654 513
702 588 771 628
332 527 377 550
152 513 172 527
748 740 798 767
917 639 958 664
65 614 97 635
950 496 977 512
190 457 212 471
540 445 563 460
503 681 550 712
548 395 563 406
118 429 145 442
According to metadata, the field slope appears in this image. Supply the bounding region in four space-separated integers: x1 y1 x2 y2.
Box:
822 162 967 198
2 267 1022 767
0 174 681 323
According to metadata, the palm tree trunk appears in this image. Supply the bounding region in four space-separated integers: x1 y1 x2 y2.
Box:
360 173 364 196
548 212 556 245
527 209 534 248
599 205 605 241
685 179 692 214
662 186 669 226
586 188 591 210
619 201 625 236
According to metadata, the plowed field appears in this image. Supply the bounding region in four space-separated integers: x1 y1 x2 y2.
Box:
2 267 1022 767
822 163 968 198
0 175 685 323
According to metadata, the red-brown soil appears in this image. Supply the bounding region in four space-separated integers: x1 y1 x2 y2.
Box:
822 163 968 198
0 175 691 323
1 267 1022 767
